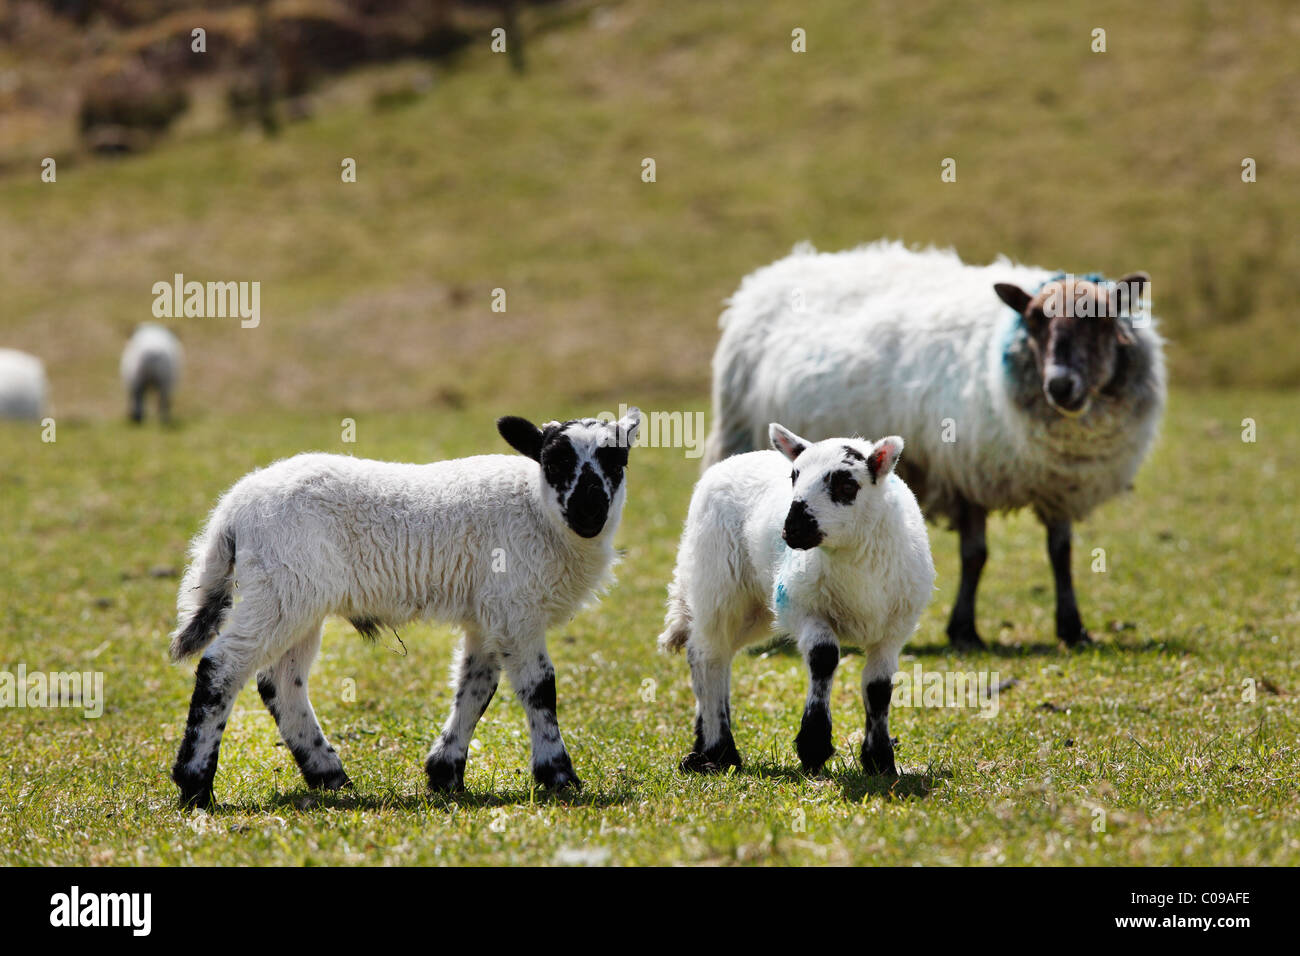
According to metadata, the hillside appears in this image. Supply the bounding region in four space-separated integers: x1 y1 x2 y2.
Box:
1 0 1297 419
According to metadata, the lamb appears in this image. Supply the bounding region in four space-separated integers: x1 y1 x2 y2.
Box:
121 323 182 423
168 407 641 808
704 240 1166 650
0 349 48 420
659 425 934 776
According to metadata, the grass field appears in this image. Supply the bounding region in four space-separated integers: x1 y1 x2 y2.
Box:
0 0 1297 866
0 389 1296 865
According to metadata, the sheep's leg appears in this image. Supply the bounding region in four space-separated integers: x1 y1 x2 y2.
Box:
946 498 988 651
502 641 580 791
793 621 839 773
171 631 263 809
680 642 741 773
256 624 350 792
128 385 145 424
860 646 900 776
1043 518 1092 646
425 636 500 793
158 387 172 425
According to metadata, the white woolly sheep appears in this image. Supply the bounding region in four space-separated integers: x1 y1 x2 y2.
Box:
704 240 1165 650
121 323 182 423
169 408 641 808
660 425 934 776
0 349 48 420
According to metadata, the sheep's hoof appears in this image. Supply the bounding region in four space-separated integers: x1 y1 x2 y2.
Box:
306 768 352 792
947 627 987 652
533 755 582 792
425 756 466 794
679 747 742 775
175 779 215 811
860 745 898 777
1062 627 1094 649
795 713 835 774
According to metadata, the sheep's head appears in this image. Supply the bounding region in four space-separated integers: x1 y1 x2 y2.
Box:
498 408 641 538
770 424 904 551
995 273 1148 417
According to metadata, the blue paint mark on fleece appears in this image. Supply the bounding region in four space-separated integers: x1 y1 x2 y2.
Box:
775 581 789 611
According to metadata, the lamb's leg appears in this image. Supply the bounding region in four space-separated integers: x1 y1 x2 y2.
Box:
128 385 145 424
425 635 500 793
159 386 172 425
680 642 741 773
503 641 580 791
946 497 988 651
793 621 839 773
1043 517 1092 647
172 630 263 809
256 624 350 792
860 646 899 776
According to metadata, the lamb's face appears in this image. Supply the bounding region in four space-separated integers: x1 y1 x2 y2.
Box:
995 273 1148 417
498 409 641 538
770 424 904 551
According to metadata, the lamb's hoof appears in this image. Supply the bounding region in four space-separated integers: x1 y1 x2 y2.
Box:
795 716 835 774
425 756 466 794
861 746 898 778
679 746 742 775
175 778 215 811
306 768 353 792
533 755 582 792
679 751 719 774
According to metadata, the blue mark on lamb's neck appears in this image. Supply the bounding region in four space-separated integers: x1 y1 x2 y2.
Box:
775 580 789 611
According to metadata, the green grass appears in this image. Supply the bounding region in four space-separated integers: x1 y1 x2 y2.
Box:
0 0 1297 866
0 389 1296 865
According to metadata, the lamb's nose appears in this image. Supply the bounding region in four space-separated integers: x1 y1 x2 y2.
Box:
783 500 823 549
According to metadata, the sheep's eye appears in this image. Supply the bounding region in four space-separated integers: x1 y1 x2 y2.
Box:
828 470 859 505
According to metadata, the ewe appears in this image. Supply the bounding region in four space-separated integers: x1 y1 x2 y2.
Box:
169 409 641 807
705 241 1165 649
660 425 934 776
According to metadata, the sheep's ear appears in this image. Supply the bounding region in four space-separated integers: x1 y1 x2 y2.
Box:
1110 272 1149 345
497 415 544 461
769 423 809 461
617 406 642 450
866 436 903 484
994 282 1032 316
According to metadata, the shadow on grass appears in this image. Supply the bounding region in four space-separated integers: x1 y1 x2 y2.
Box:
750 633 1191 661
738 759 950 803
213 783 636 815
906 635 1193 659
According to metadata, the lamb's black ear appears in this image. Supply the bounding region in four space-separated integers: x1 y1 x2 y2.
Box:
497 416 544 461
994 282 1032 316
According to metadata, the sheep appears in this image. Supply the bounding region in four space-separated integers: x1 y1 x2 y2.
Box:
0 349 48 420
168 408 641 808
121 323 182 423
704 240 1165 651
659 425 935 776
